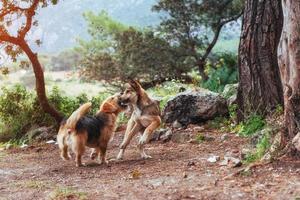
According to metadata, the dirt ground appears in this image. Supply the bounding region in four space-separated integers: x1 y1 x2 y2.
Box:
0 129 299 200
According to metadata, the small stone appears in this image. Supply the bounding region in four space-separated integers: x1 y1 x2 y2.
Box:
161 130 173 143
226 156 242 168
187 161 196 167
171 132 191 143
240 147 253 160
46 140 56 144
292 132 300 151
219 158 230 166
193 126 205 132
221 134 228 141
207 155 220 163
20 144 28 148
5 143 13 150
172 120 182 129
183 172 188 178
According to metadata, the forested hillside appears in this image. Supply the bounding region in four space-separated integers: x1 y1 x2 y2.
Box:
32 0 240 53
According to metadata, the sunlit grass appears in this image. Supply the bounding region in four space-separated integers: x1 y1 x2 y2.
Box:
48 187 88 200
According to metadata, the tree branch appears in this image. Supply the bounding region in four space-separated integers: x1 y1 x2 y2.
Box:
201 11 243 62
18 0 39 39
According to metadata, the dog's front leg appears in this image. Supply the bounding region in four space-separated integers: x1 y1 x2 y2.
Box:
117 121 141 160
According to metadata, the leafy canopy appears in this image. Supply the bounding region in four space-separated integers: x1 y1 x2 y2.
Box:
77 11 192 82
152 0 244 77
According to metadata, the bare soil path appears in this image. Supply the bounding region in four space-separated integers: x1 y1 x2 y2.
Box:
0 129 299 200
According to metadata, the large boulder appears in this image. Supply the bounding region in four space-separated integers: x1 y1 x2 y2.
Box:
162 89 228 126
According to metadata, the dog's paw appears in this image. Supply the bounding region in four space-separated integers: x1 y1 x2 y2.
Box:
76 163 85 167
138 137 148 146
100 159 109 165
116 155 123 161
61 154 71 161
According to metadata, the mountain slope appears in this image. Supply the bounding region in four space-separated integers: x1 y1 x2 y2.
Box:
32 0 160 53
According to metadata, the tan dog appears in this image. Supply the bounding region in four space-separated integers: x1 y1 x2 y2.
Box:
117 80 161 160
57 94 126 167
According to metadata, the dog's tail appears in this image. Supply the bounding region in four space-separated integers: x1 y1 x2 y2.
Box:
66 102 92 129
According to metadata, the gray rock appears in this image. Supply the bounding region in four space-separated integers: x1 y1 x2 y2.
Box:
222 84 238 99
221 134 228 141
227 94 237 106
193 126 205 132
292 132 300 152
161 129 173 143
172 120 182 129
24 126 55 143
207 155 220 163
163 90 228 126
150 128 168 142
220 156 242 168
171 132 192 143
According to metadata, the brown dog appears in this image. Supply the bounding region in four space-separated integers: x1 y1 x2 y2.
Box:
117 80 161 160
57 94 126 167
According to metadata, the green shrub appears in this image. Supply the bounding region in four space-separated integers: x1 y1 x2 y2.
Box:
195 133 205 143
238 114 265 137
202 53 238 92
147 80 192 110
0 85 114 142
244 133 271 163
0 85 54 140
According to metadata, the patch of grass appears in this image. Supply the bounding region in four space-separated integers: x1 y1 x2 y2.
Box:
274 105 284 116
48 187 88 200
195 133 205 143
25 180 51 190
238 114 265 137
0 139 26 149
244 134 271 164
147 80 193 110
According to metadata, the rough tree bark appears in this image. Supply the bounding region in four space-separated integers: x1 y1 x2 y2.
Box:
278 0 300 154
237 0 284 121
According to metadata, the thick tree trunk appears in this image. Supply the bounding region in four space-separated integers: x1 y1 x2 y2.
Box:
19 40 63 123
237 0 284 121
278 0 300 154
197 60 208 81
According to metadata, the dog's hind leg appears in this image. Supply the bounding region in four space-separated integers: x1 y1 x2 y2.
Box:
117 121 141 160
99 146 108 164
138 120 160 159
57 132 70 160
72 136 86 167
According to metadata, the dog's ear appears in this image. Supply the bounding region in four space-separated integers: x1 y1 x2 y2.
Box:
129 79 142 93
101 102 117 113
